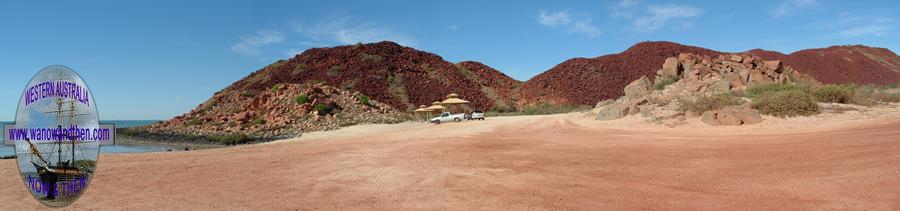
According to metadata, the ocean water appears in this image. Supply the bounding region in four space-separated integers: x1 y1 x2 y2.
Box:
1 120 164 156
100 120 161 128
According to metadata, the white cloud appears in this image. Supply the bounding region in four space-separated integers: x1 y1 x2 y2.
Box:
537 10 573 26
571 20 602 37
536 9 602 37
449 25 459 30
298 15 416 47
231 31 285 56
612 0 641 18
632 5 702 32
772 0 818 18
812 12 894 38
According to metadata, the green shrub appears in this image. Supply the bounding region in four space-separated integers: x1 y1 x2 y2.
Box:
186 118 203 126
207 134 252 145
676 93 743 114
459 67 472 78
313 103 327 112
745 83 812 98
252 117 266 125
327 65 341 76
295 95 309 104
751 90 819 117
270 83 283 92
357 94 370 105
292 63 306 75
654 76 679 90
813 84 855 103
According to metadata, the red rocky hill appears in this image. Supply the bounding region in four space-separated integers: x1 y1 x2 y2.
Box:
748 45 900 85
456 61 522 110
521 42 900 106
518 41 721 106
220 41 518 111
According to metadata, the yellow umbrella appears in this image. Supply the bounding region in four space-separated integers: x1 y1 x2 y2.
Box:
413 105 430 112
439 93 469 113
425 101 446 111
413 105 431 121
439 93 470 105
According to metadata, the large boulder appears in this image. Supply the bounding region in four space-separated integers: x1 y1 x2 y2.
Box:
596 103 632 120
660 57 681 78
701 106 763 126
763 60 782 73
624 76 653 99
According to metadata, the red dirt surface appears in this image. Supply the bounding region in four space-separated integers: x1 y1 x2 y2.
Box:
2 114 898 210
518 41 721 106
224 41 514 111
749 45 900 85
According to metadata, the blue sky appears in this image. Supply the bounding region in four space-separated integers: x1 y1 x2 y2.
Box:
1 0 897 120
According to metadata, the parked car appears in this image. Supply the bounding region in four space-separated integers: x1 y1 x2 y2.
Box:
430 112 465 124
470 110 485 120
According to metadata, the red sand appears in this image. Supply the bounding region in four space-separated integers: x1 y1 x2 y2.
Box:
1 114 898 210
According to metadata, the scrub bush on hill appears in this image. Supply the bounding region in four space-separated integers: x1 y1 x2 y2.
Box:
295 95 309 104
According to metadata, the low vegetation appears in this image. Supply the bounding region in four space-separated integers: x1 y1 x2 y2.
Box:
252 117 266 125
295 94 309 104
486 103 590 116
751 90 820 117
327 65 342 76
813 84 854 103
676 93 743 114
357 94 370 106
744 83 813 99
186 118 203 126
270 83 283 93
207 134 253 145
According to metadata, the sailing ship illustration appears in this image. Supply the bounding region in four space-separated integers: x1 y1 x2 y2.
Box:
22 97 93 200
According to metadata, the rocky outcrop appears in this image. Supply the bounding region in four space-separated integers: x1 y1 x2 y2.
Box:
524 42 900 108
597 76 653 120
596 53 806 124
596 76 652 120
701 106 763 126
520 41 721 106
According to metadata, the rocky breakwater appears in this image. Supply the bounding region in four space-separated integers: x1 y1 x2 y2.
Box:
125 83 412 144
595 53 807 126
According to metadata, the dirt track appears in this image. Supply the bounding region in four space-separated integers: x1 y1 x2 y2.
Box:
1 114 899 210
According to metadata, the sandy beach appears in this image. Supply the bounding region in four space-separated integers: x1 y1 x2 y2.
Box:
1 104 899 210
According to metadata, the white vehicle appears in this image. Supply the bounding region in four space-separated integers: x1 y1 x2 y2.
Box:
430 112 465 124
470 110 485 120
